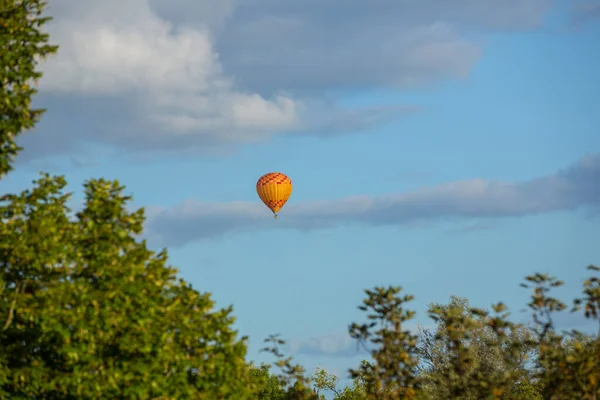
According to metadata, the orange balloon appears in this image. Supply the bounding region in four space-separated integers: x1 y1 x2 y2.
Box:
256 172 293 219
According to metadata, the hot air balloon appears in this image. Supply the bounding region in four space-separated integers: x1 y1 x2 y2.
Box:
256 172 292 219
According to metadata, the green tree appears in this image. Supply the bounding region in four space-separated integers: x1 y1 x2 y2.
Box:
261 334 318 400
332 377 367 400
523 269 600 399
310 367 367 400
416 296 538 399
348 286 420 399
311 367 339 399
0 176 259 398
0 0 57 178
250 363 288 400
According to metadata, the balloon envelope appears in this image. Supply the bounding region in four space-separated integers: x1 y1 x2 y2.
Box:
256 172 292 218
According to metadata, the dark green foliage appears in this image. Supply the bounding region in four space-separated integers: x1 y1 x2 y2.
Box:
0 0 58 177
348 286 420 399
0 176 258 399
250 364 288 400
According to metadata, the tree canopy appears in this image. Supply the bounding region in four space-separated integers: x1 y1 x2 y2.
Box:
0 176 261 398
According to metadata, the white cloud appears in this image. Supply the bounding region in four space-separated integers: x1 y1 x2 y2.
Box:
146 154 600 246
20 0 556 161
40 0 299 139
43 0 221 94
214 0 553 93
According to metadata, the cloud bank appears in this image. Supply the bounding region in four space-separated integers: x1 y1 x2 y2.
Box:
146 154 600 247
20 0 555 161
40 0 298 144
213 0 553 93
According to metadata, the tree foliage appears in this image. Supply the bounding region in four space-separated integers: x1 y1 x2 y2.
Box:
348 287 420 399
0 176 259 398
0 0 57 177
249 364 288 400
416 296 537 399
262 268 599 400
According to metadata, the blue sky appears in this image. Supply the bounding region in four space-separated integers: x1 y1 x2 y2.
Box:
2 0 600 386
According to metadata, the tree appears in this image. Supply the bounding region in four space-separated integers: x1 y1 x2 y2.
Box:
311 367 340 399
0 1 261 397
348 286 420 399
332 377 367 400
0 0 58 178
268 267 599 400
523 270 600 399
416 296 539 399
0 176 259 398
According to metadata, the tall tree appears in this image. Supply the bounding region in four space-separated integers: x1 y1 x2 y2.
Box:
416 296 539 399
0 176 259 398
0 0 57 178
